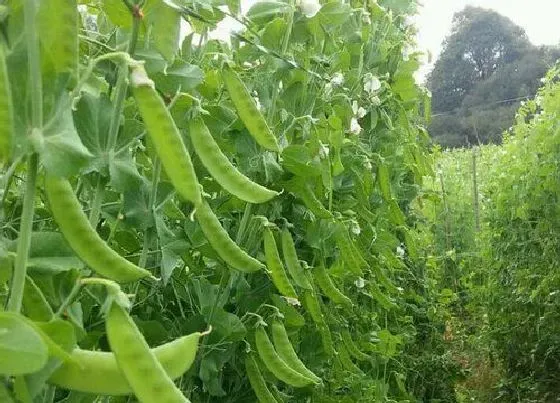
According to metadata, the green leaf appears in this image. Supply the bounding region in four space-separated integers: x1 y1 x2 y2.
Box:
38 0 78 75
0 313 48 375
319 2 352 26
153 61 205 94
7 232 83 274
147 1 181 63
281 145 322 177
246 1 291 22
42 96 93 177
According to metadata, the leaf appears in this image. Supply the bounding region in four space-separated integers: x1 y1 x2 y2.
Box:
147 1 181 63
153 61 205 94
246 1 291 22
38 0 78 75
0 313 48 375
42 95 93 177
7 232 83 274
319 2 352 26
281 145 322 177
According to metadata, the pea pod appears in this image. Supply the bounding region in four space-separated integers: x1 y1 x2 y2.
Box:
336 344 363 374
44 175 153 283
222 66 280 152
106 301 189 402
271 320 321 384
49 331 204 395
264 229 297 298
297 184 332 219
377 163 392 201
340 329 369 361
313 265 352 308
130 64 201 205
333 222 364 276
189 117 278 203
281 229 312 289
245 354 278 403
22 276 54 322
318 324 335 357
0 45 13 164
254 326 314 388
195 200 263 272
301 288 325 327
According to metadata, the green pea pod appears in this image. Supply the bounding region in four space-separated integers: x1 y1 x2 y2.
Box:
298 184 332 219
281 229 312 289
313 265 352 308
264 228 297 298
195 200 263 272
245 354 278 403
222 66 280 152
340 329 369 361
271 320 321 384
0 45 13 164
189 117 278 203
336 344 363 374
49 331 204 395
318 324 335 357
22 275 54 322
301 288 325 327
130 65 201 205
254 326 314 388
377 163 392 201
44 175 153 283
333 223 363 276
106 302 190 402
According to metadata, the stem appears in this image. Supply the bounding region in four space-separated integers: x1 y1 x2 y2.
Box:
7 155 38 312
88 174 105 227
54 278 82 318
138 159 161 268
7 0 42 313
106 15 140 152
235 203 253 245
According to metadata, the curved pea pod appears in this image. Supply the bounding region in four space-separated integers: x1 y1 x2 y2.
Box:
22 275 54 322
318 325 335 357
336 344 363 374
333 222 364 276
49 331 205 395
313 265 352 308
270 294 305 328
195 200 263 272
271 320 321 384
222 66 280 152
130 65 201 205
245 354 278 403
377 163 392 201
264 228 297 298
254 326 314 388
0 45 13 164
297 184 332 219
106 302 190 402
44 175 153 283
340 329 369 361
301 288 325 327
281 229 312 290
189 117 279 203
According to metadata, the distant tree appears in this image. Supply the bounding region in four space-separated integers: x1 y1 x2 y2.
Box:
427 6 531 113
426 6 560 148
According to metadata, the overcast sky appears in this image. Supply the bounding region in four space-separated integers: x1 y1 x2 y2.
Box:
414 0 560 81
211 0 560 82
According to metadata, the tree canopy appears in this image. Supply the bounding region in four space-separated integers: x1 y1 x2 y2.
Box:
426 6 560 147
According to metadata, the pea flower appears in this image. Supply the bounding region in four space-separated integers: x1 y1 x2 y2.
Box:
330 72 344 86
364 72 381 94
297 0 320 18
350 117 362 135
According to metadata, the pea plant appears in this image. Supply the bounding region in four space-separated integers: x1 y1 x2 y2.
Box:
0 0 458 402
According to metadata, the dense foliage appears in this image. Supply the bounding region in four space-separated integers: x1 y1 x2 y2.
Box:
0 0 462 402
426 64 560 401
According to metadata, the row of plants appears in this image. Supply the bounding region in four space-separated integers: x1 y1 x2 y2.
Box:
0 0 461 401
424 64 560 401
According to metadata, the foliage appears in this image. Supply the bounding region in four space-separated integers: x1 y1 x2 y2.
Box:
0 0 461 402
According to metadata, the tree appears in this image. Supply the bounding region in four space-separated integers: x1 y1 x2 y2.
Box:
427 6 531 113
427 7 560 148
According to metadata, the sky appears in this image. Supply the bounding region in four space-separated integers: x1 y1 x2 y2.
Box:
206 0 560 82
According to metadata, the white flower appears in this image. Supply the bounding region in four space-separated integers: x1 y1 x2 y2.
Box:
330 72 344 86
354 277 365 289
253 96 262 111
350 221 361 235
362 10 371 25
284 296 301 306
370 95 381 107
396 244 405 258
319 142 330 159
242 61 252 68
324 82 333 97
297 0 320 18
364 73 381 93
350 117 362 135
